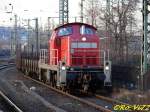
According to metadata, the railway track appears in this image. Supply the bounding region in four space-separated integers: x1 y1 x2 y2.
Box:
77 89 130 111
0 67 109 112
0 66 129 112
23 75 129 112
0 64 23 112
95 94 129 106
80 93 129 111
0 91 23 112
0 63 15 70
0 65 9 70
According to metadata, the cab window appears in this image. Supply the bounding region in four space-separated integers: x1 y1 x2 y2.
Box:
80 25 95 35
58 27 73 36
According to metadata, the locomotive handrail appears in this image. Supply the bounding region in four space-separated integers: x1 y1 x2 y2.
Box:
39 49 58 65
70 49 109 59
70 49 110 66
39 48 110 67
50 49 58 65
39 49 48 64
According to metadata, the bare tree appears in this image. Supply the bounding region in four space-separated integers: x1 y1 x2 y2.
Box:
84 0 140 64
83 0 102 26
107 0 139 63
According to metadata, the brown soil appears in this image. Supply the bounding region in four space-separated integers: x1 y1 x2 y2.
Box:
112 89 150 104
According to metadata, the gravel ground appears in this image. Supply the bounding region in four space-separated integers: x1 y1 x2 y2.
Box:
0 67 101 112
0 68 62 112
24 81 100 112
112 89 150 104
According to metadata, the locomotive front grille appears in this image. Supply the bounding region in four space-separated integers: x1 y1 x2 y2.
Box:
72 56 83 65
71 42 99 66
71 55 98 66
86 56 97 65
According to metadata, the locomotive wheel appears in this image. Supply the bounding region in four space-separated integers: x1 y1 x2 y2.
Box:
42 74 47 83
50 73 53 86
53 74 57 87
50 73 57 87
40 70 46 83
39 74 41 81
59 86 66 92
25 70 29 76
89 86 96 94
105 86 113 94
83 84 89 92
32 72 39 80
89 80 97 94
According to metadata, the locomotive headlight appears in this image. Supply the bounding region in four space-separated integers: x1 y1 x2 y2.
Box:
105 66 109 70
70 67 74 71
61 66 66 70
82 37 86 41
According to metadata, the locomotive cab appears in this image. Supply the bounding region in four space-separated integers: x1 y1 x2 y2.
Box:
48 22 111 92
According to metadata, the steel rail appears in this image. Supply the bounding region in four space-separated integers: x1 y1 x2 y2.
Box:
79 90 130 111
95 94 129 106
0 64 15 70
0 91 23 112
0 64 22 112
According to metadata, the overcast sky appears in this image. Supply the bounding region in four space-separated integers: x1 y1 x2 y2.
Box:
0 0 144 29
0 0 80 26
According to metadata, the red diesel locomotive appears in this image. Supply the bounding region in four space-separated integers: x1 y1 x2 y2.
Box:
17 22 111 92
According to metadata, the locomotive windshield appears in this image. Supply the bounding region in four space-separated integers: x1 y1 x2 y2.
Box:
58 26 73 36
80 25 95 35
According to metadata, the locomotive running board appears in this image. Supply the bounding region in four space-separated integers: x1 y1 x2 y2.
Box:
39 63 58 71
